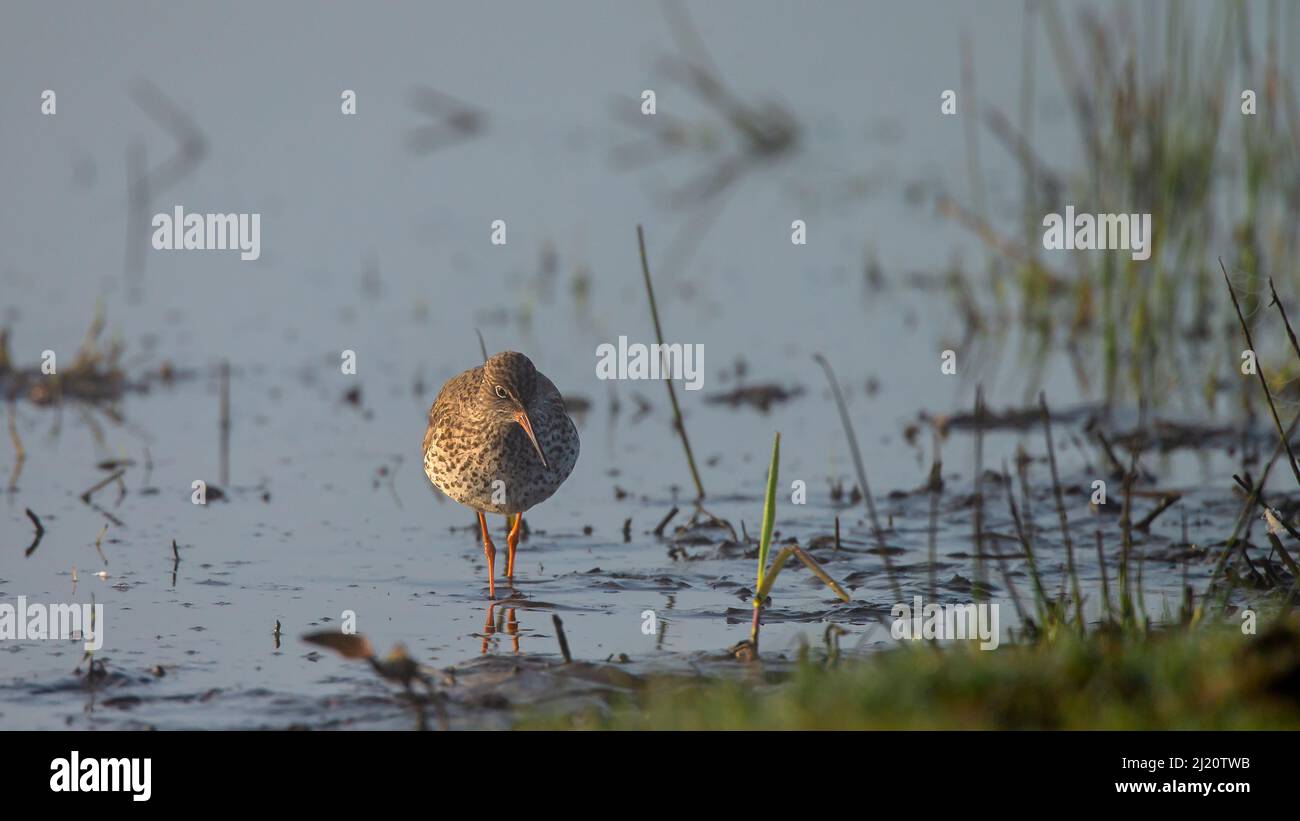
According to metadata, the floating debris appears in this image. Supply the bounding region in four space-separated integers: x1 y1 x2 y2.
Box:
706 384 803 413
23 508 44 557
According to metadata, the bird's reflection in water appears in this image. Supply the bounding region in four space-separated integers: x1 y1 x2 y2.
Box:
481 600 521 655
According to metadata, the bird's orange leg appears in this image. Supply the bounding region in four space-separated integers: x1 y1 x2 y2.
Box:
506 513 523 577
478 511 496 598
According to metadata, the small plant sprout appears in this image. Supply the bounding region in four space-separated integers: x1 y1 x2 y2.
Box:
748 432 850 655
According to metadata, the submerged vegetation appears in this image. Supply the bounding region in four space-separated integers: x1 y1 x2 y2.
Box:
941 1 1300 412
596 7 1300 723
1 305 181 493
0 306 129 407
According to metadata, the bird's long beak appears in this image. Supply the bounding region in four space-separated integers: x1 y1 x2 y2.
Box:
514 410 549 469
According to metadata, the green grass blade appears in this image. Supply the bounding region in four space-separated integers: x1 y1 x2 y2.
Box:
755 432 780 592
790 546 851 602
757 545 852 603
756 546 795 601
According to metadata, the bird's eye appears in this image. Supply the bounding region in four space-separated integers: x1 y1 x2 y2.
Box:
494 385 508 399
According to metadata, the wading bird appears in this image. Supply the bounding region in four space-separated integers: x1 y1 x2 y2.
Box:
423 351 579 597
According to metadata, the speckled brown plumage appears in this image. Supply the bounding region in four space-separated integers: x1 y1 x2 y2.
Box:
424 351 579 596
423 351 579 515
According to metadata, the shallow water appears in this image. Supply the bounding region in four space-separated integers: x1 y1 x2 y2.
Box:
0 0 1278 728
